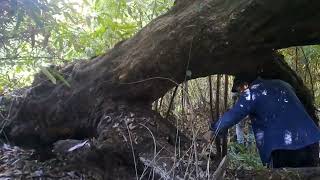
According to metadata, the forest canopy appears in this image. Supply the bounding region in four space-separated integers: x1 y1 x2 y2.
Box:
0 0 174 90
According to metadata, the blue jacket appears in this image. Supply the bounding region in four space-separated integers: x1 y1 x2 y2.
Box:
212 78 320 164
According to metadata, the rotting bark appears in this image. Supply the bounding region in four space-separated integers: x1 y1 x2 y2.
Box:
2 0 320 178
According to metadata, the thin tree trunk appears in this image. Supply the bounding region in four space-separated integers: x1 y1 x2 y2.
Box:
295 47 299 73
222 75 229 157
159 97 163 111
301 47 315 99
181 84 185 118
215 74 222 159
154 99 158 112
165 86 179 120
184 81 189 115
208 76 214 122
195 80 207 108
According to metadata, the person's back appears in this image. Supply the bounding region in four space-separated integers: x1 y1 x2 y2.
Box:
209 77 320 167
248 78 320 166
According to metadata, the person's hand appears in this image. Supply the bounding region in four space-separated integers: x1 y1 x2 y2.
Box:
210 121 227 137
203 131 214 142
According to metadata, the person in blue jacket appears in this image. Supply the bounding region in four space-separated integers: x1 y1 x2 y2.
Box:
206 74 320 168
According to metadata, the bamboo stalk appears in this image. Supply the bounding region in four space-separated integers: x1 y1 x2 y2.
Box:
165 86 179 120
215 74 222 159
222 75 228 156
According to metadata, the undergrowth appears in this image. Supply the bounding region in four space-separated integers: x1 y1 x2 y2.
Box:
228 142 264 171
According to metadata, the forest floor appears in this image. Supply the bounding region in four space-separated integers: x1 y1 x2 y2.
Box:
0 143 103 180
0 142 318 180
0 142 230 180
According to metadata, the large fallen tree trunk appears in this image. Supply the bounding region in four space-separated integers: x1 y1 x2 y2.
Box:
2 0 320 178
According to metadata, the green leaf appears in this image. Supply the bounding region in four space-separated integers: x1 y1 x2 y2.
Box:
86 16 91 27
51 69 71 88
83 0 90 6
40 67 57 84
15 65 22 73
31 32 35 48
14 10 24 31
42 32 50 49
64 12 76 24
29 11 44 28
127 6 133 17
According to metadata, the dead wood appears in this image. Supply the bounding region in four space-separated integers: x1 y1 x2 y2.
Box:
2 0 320 178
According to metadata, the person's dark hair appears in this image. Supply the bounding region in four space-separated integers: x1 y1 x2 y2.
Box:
231 73 257 92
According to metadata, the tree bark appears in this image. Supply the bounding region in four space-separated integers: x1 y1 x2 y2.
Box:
3 0 320 178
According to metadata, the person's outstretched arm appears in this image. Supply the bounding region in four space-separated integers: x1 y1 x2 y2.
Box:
211 89 256 136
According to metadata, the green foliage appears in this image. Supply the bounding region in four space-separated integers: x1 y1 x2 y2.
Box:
0 0 174 92
40 66 57 85
40 66 70 88
280 46 320 107
228 142 263 170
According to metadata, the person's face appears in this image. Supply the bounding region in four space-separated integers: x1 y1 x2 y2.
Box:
236 83 249 93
